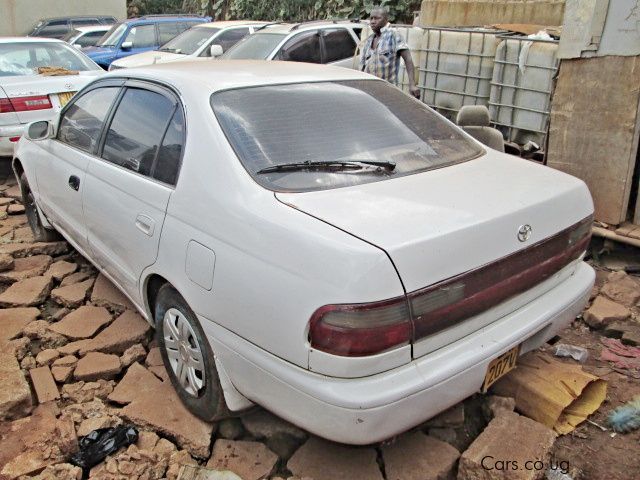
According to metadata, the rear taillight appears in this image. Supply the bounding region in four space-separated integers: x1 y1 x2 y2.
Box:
308 215 592 357
8 95 53 112
409 215 592 340
309 297 412 357
0 98 14 113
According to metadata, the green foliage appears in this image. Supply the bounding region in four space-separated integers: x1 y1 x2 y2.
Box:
127 0 420 23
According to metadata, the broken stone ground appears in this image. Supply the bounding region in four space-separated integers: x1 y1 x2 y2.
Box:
0 173 638 480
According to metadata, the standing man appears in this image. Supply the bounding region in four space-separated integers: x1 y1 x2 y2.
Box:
360 6 420 99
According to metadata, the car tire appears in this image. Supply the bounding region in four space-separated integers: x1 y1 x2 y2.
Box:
20 173 62 242
155 283 229 422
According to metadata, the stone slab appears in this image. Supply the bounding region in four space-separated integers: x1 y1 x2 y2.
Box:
74 351 122 381
49 305 113 339
0 275 53 307
383 432 460 480
287 437 383 480
207 440 278 480
0 352 32 420
457 411 556 480
91 273 135 312
30 366 60 403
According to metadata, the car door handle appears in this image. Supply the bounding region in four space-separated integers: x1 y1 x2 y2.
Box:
68 175 80 191
135 214 155 236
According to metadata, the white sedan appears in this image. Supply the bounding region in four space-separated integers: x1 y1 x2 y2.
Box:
108 21 266 71
61 25 111 49
0 37 103 157
13 61 595 444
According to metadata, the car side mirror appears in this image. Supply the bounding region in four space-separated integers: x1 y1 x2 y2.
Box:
210 44 223 58
73 44 82 49
121 41 133 50
25 121 52 141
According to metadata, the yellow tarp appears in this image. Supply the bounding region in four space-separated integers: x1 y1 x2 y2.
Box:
492 351 607 434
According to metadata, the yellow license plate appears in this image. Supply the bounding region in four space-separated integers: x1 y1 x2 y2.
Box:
482 345 520 392
57 91 76 107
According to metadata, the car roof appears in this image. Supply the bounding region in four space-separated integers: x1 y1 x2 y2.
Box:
0 37 66 44
123 16 207 24
193 20 267 30
38 15 115 22
259 21 366 35
105 60 377 93
73 25 111 33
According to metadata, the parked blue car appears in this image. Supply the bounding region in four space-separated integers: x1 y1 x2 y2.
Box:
84 15 210 69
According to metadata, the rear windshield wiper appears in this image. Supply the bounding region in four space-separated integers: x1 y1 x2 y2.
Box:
256 159 396 174
158 47 179 53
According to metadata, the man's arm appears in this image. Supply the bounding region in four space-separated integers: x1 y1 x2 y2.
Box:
399 49 420 99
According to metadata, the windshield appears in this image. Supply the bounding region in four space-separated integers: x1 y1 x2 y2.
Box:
98 23 127 47
211 80 484 192
222 32 286 60
0 42 101 76
160 27 219 55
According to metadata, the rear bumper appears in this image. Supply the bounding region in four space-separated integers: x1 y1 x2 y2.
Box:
0 124 24 157
203 261 594 444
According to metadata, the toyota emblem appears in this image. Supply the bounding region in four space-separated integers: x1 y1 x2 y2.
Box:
517 225 532 242
65 83 73 90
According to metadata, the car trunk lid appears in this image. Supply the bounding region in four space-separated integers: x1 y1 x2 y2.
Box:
276 155 593 358
0 71 102 124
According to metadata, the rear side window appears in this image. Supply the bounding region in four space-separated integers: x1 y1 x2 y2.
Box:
154 109 185 185
72 19 99 27
124 24 156 48
211 80 483 192
322 29 356 63
102 88 175 177
277 31 321 63
158 22 182 44
58 87 120 153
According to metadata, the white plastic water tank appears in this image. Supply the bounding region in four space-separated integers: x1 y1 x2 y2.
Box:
489 37 559 147
420 27 503 121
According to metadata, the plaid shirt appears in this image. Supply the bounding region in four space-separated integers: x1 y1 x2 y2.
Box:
359 24 409 85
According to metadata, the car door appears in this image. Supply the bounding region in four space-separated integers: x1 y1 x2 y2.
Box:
321 28 358 69
36 82 122 254
82 81 183 300
274 30 321 63
116 23 158 60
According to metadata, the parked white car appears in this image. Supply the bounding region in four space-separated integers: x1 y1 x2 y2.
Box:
108 21 267 71
221 20 365 68
13 61 595 444
61 25 112 49
0 37 103 157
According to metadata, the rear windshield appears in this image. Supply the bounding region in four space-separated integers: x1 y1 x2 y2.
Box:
222 32 286 60
211 80 484 192
0 42 100 76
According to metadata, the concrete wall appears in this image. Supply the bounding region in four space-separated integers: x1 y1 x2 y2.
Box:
0 0 127 36
419 0 566 27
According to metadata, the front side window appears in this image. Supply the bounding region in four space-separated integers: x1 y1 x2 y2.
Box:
102 88 175 177
211 80 484 192
0 42 101 76
124 24 157 48
322 28 357 63
58 87 120 152
276 31 321 63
